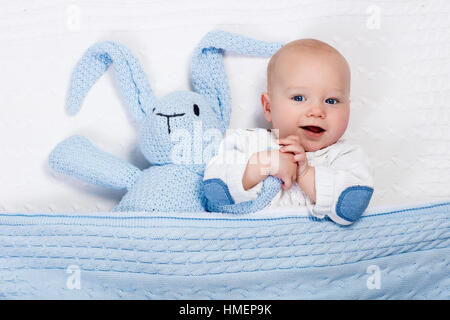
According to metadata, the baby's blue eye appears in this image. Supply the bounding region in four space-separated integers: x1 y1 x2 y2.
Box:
325 98 339 104
292 95 305 102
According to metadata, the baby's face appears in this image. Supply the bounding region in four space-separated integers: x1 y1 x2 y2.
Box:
262 48 351 152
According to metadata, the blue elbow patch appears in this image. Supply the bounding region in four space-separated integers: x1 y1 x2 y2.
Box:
203 178 235 206
336 186 374 222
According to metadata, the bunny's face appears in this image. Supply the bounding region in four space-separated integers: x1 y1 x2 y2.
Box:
138 91 223 167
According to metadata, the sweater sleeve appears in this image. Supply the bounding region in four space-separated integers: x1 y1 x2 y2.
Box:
306 144 374 225
203 129 263 204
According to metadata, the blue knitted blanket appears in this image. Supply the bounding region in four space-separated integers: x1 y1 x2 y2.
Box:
1 201 448 299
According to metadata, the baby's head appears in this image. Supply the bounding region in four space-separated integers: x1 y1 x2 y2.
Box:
261 38 351 152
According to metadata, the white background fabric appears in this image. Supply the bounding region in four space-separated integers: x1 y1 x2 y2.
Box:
1 0 449 212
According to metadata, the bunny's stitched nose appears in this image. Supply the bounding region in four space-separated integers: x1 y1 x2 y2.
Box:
156 112 185 134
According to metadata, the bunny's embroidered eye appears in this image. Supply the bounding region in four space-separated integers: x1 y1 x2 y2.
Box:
193 104 200 116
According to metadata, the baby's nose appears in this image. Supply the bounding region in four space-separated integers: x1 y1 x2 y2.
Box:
307 105 326 118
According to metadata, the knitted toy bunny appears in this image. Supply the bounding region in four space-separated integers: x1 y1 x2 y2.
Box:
49 30 283 212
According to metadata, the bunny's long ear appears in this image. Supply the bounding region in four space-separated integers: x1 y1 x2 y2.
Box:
191 30 283 132
66 41 158 124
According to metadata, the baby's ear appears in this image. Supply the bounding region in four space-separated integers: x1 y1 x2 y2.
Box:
261 92 272 122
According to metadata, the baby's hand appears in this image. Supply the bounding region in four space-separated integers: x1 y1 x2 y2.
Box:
278 135 309 180
268 150 298 190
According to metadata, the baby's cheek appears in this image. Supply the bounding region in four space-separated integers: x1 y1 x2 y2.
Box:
276 128 292 139
331 109 350 137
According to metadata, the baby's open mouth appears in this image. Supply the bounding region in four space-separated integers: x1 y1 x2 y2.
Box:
300 126 325 133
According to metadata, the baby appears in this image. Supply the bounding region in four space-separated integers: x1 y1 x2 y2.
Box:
203 38 374 225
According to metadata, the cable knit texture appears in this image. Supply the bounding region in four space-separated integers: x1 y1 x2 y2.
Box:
0 201 449 299
48 30 283 213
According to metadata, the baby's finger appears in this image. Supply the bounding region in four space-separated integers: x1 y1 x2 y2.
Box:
280 144 304 155
294 153 306 161
278 135 300 144
279 139 304 151
282 176 293 190
277 138 289 146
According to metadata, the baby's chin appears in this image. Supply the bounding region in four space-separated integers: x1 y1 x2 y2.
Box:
304 145 325 152
301 132 343 152
303 140 333 152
